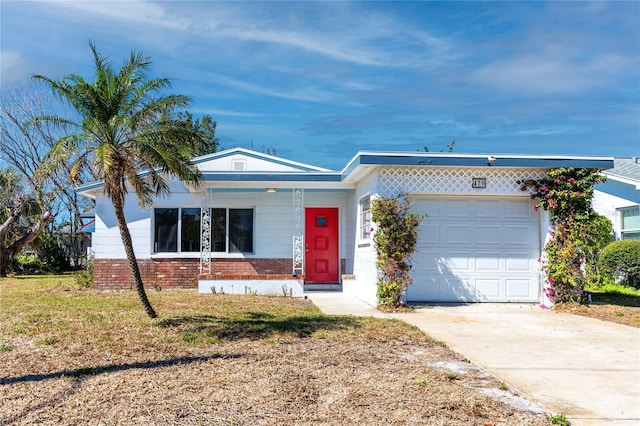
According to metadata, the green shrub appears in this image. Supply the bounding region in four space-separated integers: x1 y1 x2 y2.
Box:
75 257 94 288
16 252 42 271
599 240 640 289
549 413 571 425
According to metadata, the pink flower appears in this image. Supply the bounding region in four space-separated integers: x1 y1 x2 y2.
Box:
568 178 575 183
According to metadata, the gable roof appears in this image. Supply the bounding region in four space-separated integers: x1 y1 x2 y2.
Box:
604 157 640 187
76 148 615 198
193 147 331 172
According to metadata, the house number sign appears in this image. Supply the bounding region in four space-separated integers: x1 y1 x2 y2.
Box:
472 178 486 188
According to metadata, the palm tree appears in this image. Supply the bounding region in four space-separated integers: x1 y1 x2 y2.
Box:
34 42 203 318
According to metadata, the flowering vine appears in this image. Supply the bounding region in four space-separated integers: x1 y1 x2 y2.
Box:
518 168 611 304
371 193 425 308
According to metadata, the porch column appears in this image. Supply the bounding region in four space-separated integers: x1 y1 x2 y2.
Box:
292 188 304 276
200 188 212 275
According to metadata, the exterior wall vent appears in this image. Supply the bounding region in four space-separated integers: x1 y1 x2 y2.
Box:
232 160 246 171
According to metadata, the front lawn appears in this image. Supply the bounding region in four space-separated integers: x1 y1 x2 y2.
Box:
0 275 550 425
554 283 640 327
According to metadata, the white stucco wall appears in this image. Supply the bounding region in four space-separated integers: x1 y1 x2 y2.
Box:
593 189 637 239
344 170 380 305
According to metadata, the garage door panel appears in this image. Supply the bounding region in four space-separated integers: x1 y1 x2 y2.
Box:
414 249 440 272
506 279 533 298
475 225 503 245
420 223 441 244
442 199 473 218
476 200 501 218
416 199 441 217
441 252 472 271
444 224 473 244
506 199 535 219
505 225 536 246
475 279 501 299
505 253 535 272
476 254 500 271
408 275 446 301
409 196 541 303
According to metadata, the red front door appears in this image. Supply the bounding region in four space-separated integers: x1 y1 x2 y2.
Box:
305 208 339 283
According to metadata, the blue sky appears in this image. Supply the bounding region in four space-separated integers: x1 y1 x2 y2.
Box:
1 1 639 170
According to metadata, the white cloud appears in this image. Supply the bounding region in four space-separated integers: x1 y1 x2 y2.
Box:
471 51 629 95
206 72 339 103
0 50 33 84
188 3 453 69
51 0 189 30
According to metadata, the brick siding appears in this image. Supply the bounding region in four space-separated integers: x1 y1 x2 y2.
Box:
94 257 348 289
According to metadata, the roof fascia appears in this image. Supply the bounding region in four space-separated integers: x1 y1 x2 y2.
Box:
604 173 640 190
200 172 342 182
341 152 614 179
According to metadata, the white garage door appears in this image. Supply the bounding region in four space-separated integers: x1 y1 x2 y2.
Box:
407 197 541 302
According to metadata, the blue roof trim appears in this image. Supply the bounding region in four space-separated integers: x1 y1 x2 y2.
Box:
210 188 351 193
76 181 104 192
352 154 613 170
201 173 342 182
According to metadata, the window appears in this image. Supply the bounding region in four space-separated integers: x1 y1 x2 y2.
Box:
359 196 371 240
154 208 178 252
213 208 254 253
154 207 254 254
620 205 640 240
181 208 201 252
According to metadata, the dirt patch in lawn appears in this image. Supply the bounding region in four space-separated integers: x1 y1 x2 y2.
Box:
553 291 640 328
554 303 640 327
0 277 551 425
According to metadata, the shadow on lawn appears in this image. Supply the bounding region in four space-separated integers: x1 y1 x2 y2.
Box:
157 312 361 340
0 353 237 385
591 291 640 307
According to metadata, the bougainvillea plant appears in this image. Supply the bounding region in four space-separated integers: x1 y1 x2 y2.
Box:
371 193 425 308
518 168 611 304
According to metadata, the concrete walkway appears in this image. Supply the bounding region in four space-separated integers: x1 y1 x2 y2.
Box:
307 293 640 426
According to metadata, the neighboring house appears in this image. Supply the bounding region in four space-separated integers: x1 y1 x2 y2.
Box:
77 148 612 305
55 209 95 267
593 157 640 240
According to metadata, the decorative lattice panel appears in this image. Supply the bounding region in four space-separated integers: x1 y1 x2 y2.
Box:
200 189 212 275
292 188 304 276
380 168 547 197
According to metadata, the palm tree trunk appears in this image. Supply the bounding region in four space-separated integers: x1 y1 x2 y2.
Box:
112 194 157 318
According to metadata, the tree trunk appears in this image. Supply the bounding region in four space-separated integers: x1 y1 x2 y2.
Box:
112 194 157 318
0 247 9 277
0 209 52 277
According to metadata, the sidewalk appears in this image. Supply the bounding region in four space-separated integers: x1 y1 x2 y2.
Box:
307 293 640 426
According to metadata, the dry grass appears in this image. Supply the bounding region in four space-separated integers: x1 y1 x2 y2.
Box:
1 275 550 425
553 286 640 327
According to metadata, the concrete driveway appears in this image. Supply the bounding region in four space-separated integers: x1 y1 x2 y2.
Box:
308 294 640 426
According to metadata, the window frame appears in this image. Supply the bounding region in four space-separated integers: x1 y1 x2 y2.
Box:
152 206 255 255
211 207 255 254
619 204 640 240
359 195 372 241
